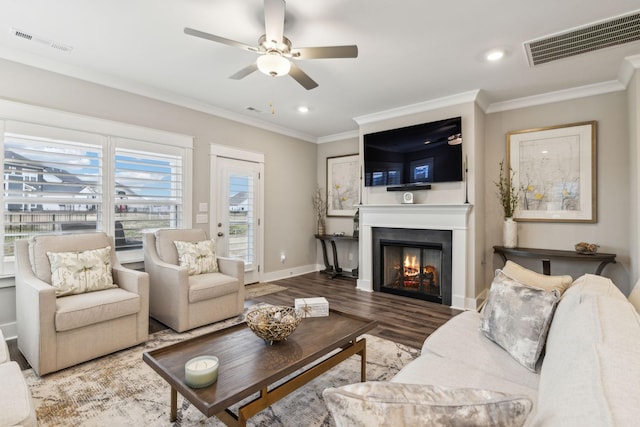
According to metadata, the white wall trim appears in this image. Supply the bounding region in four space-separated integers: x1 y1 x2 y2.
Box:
0 322 17 340
486 80 626 113
317 130 359 144
261 264 319 283
354 90 481 126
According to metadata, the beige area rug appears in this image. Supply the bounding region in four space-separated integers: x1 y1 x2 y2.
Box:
244 282 287 300
23 308 419 426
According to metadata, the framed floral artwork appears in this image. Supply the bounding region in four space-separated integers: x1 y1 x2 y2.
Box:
507 121 596 222
326 154 360 217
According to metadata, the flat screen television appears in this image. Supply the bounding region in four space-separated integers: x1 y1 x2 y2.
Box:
363 117 463 189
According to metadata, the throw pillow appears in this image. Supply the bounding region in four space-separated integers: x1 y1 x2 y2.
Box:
174 239 218 275
481 270 561 372
323 382 532 427
47 247 116 297
502 260 573 294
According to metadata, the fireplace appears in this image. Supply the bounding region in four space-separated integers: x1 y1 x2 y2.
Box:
373 227 452 305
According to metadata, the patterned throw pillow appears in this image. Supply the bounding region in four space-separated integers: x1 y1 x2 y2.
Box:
481 270 561 372
47 247 116 297
323 382 532 427
174 239 219 275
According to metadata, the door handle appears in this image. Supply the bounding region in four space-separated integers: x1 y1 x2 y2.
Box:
217 232 224 237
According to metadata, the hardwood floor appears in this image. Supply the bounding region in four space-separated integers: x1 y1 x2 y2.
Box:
249 272 462 349
6 271 462 370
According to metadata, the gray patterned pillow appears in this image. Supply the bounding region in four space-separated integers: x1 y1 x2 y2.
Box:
174 239 218 275
47 247 116 297
323 382 532 427
481 270 561 371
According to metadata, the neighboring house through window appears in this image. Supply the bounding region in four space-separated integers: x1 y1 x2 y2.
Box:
0 100 193 276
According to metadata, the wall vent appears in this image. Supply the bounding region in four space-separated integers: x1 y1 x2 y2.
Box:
10 27 73 52
524 10 640 67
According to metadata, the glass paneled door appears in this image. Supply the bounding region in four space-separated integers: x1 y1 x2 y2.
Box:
214 154 263 284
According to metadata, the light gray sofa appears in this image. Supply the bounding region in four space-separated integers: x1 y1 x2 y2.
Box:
143 229 244 333
0 330 37 427
15 232 149 376
324 273 640 426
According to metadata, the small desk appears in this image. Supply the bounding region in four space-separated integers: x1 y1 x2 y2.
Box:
493 246 616 276
315 234 358 279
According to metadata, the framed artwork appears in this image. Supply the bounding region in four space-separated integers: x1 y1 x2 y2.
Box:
326 154 360 217
507 121 596 223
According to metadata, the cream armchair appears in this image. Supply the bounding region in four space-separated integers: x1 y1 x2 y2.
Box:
15 232 149 376
143 229 245 333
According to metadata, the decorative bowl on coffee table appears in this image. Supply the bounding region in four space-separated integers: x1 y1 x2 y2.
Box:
245 306 302 344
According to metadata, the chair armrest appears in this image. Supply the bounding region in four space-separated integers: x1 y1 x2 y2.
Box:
112 265 149 296
217 257 244 282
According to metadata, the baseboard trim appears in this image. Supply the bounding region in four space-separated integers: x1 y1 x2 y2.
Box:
0 322 17 340
262 264 319 283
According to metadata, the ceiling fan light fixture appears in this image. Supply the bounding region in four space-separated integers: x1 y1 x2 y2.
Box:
257 53 291 77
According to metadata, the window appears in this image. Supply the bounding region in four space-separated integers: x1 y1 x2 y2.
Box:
0 101 192 276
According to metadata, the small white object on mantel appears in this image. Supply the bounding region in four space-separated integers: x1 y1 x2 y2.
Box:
295 297 329 318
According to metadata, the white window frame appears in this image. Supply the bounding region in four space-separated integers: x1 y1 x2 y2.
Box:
0 99 193 276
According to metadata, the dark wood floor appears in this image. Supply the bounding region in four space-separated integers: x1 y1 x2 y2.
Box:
7 272 461 370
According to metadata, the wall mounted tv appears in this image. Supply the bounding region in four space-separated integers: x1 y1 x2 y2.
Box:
363 117 463 189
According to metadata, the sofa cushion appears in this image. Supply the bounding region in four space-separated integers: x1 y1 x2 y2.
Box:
627 279 640 315
422 310 540 390
28 232 113 284
188 272 240 303
0 361 37 427
323 381 532 427
55 288 140 332
481 270 560 372
154 228 207 265
532 295 640 426
174 239 219 275
502 261 573 294
47 247 116 297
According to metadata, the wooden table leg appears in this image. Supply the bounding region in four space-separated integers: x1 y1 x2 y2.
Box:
170 387 177 422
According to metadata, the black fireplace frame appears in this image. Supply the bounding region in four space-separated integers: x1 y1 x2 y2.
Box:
372 227 452 305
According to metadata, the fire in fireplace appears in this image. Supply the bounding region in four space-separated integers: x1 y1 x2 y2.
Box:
373 228 452 305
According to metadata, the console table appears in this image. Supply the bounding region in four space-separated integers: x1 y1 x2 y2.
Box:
493 246 616 276
315 234 358 279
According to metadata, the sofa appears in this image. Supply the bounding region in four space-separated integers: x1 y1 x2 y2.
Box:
324 267 640 426
0 330 37 427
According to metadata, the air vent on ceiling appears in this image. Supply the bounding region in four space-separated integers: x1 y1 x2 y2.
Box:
524 10 640 67
10 27 73 52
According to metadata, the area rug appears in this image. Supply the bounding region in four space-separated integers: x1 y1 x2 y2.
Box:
244 282 287 300
23 308 419 426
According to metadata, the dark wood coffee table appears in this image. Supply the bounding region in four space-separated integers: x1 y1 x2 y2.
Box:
143 309 377 426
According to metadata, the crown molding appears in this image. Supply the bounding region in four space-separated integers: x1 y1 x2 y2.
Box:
353 90 481 126
316 129 359 144
486 80 625 114
619 54 640 88
0 48 317 143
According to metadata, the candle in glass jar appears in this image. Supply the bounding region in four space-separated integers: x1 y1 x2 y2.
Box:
184 355 219 388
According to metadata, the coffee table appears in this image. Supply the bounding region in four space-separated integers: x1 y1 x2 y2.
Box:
143 309 377 426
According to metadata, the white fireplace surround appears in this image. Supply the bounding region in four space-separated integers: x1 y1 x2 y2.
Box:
357 204 472 309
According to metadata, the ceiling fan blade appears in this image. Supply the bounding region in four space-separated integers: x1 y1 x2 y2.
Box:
229 62 258 80
292 45 358 59
184 27 256 52
264 0 285 44
289 62 318 90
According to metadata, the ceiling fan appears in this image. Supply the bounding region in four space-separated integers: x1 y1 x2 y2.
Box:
184 0 358 90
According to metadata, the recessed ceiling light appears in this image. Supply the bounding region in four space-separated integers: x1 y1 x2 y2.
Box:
297 106 309 113
486 50 505 62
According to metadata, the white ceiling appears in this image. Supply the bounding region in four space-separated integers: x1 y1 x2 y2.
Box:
1 0 639 142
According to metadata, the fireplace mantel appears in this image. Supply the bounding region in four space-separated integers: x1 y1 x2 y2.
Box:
357 204 472 309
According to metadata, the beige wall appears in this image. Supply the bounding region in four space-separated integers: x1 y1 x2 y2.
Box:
628 70 640 288
485 91 631 293
0 58 319 278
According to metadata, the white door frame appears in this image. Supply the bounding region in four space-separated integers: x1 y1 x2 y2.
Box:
209 144 264 284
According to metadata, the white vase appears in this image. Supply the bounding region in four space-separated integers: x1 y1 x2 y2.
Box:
503 218 517 248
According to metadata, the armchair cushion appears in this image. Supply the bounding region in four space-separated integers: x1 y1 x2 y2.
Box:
189 272 241 303
54 288 141 332
174 239 219 275
47 247 116 297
